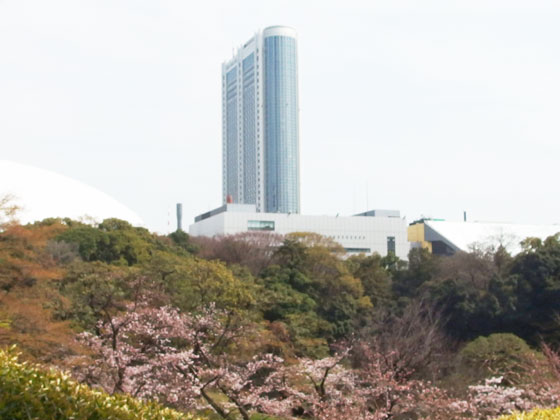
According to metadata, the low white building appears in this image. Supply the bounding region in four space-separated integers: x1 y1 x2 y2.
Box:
189 204 410 259
409 219 560 256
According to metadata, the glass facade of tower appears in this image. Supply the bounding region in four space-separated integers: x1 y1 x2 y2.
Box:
222 27 300 214
242 53 257 206
225 67 239 202
263 35 299 214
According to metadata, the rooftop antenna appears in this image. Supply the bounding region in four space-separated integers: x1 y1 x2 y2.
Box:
366 180 369 211
353 185 356 214
464 211 467 222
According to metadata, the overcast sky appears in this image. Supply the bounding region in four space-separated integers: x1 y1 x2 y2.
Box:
1 0 559 233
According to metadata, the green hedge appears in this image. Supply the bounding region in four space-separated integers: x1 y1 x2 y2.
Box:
0 346 200 420
497 407 560 420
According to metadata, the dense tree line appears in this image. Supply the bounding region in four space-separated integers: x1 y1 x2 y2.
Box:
195 229 560 348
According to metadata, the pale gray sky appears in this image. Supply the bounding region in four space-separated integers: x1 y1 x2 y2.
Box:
1 0 559 233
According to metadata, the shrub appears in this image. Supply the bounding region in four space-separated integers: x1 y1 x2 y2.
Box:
0 346 200 420
459 333 536 385
497 406 560 420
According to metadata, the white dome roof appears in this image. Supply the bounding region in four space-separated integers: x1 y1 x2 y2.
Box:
0 160 144 226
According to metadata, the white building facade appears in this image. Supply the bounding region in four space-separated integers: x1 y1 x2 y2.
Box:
190 205 410 259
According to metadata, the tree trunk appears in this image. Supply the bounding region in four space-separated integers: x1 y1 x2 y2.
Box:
200 387 231 420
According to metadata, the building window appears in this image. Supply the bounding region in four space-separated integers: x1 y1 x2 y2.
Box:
345 247 371 253
387 236 396 255
248 220 275 231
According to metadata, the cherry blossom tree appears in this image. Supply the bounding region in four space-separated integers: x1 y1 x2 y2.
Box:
260 345 470 420
76 304 287 420
75 301 559 420
468 376 534 418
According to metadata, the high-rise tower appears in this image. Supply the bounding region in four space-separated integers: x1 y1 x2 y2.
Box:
222 26 300 214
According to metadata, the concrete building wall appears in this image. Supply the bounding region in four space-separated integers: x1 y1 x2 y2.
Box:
190 210 410 259
407 222 432 252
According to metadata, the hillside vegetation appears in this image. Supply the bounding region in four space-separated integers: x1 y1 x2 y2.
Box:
1 206 560 419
